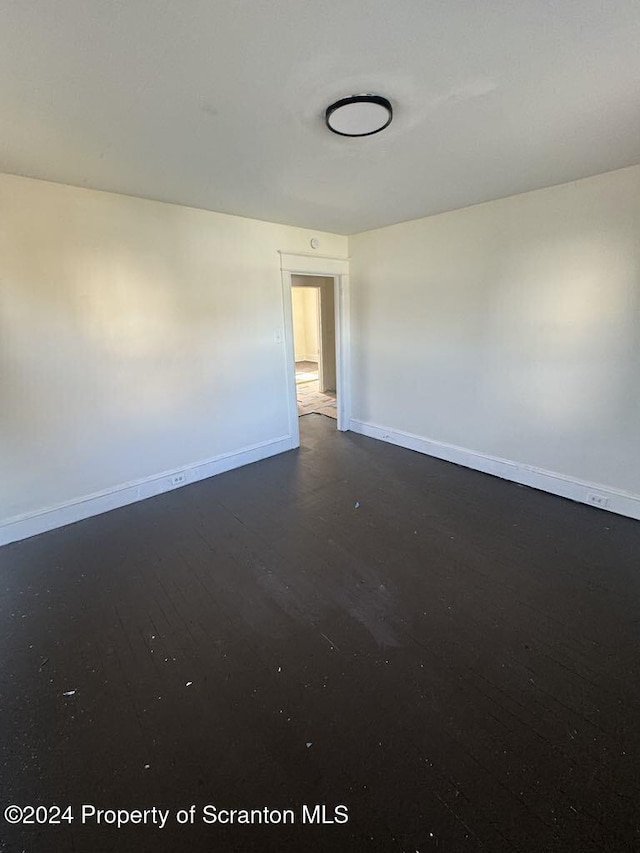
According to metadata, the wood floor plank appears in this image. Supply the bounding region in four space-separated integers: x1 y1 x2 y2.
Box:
1 414 639 852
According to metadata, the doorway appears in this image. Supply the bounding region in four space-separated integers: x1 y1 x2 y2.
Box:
279 250 350 446
291 276 337 420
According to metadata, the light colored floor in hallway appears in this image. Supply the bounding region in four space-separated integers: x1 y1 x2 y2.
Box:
295 360 319 383
295 361 337 419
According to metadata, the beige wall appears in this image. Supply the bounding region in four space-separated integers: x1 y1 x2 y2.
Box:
0 173 347 525
292 286 319 361
319 279 336 393
292 276 336 391
349 165 640 497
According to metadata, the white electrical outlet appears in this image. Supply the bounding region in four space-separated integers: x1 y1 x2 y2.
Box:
171 472 187 486
587 492 609 509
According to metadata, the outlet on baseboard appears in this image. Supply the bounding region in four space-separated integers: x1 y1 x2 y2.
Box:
587 492 609 509
170 472 187 487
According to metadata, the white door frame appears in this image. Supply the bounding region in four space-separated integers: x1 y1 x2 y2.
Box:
279 251 350 446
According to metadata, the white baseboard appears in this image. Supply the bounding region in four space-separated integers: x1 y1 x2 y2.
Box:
0 434 295 547
349 419 640 522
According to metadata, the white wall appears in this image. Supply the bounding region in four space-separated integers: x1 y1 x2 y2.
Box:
4 164 638 539
349 165 640 506
0 173 346 536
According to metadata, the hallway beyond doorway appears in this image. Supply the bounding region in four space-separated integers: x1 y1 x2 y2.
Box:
295 359 337 419
291 275 337 422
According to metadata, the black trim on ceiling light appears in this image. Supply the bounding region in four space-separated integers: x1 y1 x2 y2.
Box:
325 94 393 137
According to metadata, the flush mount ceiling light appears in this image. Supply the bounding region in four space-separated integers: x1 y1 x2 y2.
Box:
325 94 393 137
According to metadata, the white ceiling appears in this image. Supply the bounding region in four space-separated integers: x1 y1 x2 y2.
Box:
1 0 639 234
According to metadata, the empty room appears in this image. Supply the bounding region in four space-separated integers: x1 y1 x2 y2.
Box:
1 2 639 852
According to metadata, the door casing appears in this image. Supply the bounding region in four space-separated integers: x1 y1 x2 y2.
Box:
279 252 350 445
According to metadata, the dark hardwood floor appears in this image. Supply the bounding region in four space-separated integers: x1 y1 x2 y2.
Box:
1 414 639 852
